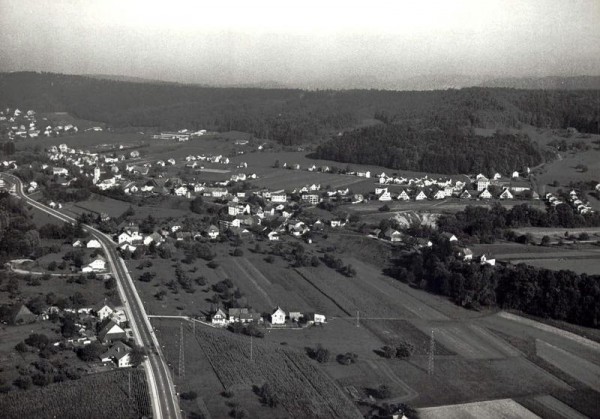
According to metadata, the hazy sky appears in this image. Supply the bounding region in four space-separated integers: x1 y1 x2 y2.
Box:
1 0 599 88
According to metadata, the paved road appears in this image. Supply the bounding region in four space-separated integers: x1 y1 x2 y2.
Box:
1 173 182 419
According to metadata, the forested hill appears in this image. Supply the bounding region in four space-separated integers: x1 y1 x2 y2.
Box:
0 72 599 147
311 124 544 175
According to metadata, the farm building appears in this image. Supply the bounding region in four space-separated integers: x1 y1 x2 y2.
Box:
306 313 326 325
94 301 115 321
86 239 102 249
211 308 228 326
499 189 514 199
441 232 458 242
479 189 492 199
271 307 286 325
11 304 37 324
101 341 132 368
206 225 220 239
98 321 126 343
82 256 107 273
288 311 303 322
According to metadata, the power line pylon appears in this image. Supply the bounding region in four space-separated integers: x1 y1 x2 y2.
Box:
178 323 185 378
428 330 435 375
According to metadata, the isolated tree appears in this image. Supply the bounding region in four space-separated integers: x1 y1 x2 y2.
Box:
310 345 330 363
375 384 391 399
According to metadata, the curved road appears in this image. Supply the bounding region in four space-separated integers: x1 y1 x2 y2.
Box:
1 173 181 419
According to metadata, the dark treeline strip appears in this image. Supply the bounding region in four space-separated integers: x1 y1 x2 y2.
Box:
386 236 600 328
1 72 598 147
438 203 600 243
311 124 544 174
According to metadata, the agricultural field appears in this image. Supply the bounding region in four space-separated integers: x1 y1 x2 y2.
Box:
514 257 600 275
535 340 600 392
418 399 540 419
0 369 150 419
152 318 362 419
390 356 571 408
61 193 191 221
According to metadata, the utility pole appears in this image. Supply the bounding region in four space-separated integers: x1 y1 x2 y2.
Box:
250 335 253 361
178 323 185 378
428 330 435 376
128 370 132 399
356 310 360 327
192 320 196 337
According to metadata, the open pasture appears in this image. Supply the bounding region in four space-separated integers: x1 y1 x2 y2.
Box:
522 395 589 419
252 167 373 192
0 369 150 419
514 257 600 275
536 339 600 392
362 319 454 356
63 193 131 218
249 257 347 316
392 356 571 408
411 321 521 359
418 399 540 419
295 266 415 319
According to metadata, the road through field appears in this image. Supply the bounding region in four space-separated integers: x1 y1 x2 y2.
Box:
0 173 181 419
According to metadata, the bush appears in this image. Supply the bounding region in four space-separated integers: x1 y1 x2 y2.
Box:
308 345 330 363
540 235 551 246
25 333 49 350
395 341 415 358
15 341 28 353
374 384 391 399
232 248 244 257
14 375 32 390
207 261 219 269
336 352 358 365
180 391 198 400
380 345 396 359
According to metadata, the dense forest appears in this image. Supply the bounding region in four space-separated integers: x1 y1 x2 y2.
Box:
311 124 544 174
387 235 600 328
1 72 598 147
0 192 38 261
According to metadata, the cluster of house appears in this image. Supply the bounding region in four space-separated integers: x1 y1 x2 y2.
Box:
0 108 79 140
152 129 207 141
71 239 109 273
545 190 594 215
210 306 326 327
8 300 134 368
116 222 220 253
372 172 535 202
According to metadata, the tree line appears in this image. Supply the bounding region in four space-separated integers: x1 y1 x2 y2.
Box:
437 203 600 243
311 124 544 175
386 235 600 328
1 72 598 147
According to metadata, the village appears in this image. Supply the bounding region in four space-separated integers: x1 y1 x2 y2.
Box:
2 105 600 419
